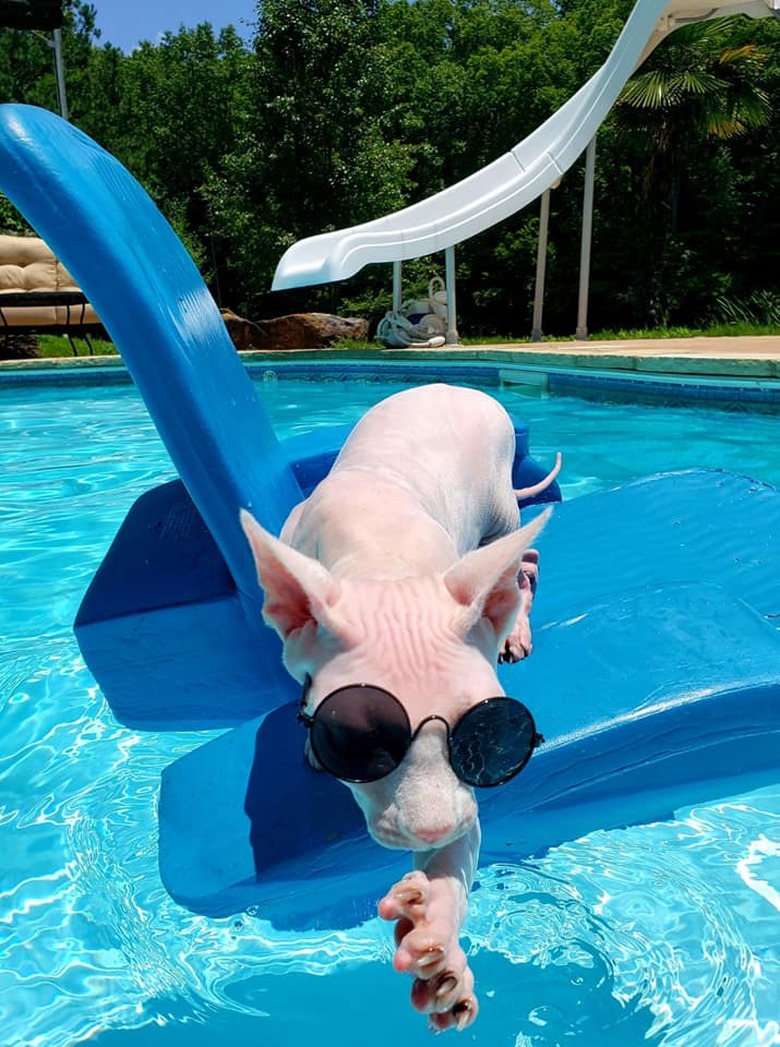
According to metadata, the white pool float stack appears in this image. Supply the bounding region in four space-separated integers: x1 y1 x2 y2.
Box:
376 276 448 348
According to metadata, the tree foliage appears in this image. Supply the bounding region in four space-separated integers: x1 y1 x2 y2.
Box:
0 0 777 333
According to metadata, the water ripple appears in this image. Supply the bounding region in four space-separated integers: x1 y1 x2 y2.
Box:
3 379 780 1046
467 788 780 1046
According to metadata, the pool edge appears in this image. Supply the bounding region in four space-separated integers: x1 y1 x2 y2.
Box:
2 344 780 410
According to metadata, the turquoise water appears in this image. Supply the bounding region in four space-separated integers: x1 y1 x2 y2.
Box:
2 376 780 1047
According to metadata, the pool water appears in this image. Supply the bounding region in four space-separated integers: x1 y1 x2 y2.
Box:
2 376 780 1047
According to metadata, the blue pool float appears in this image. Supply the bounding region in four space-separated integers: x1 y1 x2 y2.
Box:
1 104 778 931
0 104 557 728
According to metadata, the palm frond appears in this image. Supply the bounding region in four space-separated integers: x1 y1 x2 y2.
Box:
718 43 770 72
675 70 723 96
619 69 681 108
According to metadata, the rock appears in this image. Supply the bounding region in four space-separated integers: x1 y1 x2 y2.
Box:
220 309 263 352
220 309 368 351
0 332 39 359
253 312 369 351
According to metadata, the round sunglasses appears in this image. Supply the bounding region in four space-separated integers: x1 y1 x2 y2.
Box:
297 675 543 787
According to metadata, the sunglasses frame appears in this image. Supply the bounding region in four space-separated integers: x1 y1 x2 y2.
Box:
297 675 543 787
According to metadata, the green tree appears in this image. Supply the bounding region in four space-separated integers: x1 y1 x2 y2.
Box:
718 15 780 313
74 24 255 277
609 16 771 324
0 1 98 233
1 0 776 334
204 0 415 315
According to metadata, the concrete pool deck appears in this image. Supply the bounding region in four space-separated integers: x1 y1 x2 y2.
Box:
285 334 780 380
174 332 780 381
236 333 780 382
454 332 778 379
451 334 780 379
2 334 780 380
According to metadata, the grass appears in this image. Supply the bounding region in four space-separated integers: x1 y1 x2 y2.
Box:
29 321 780 359
552 322 780 342
36 334 118 357
462 322 780 344
335 321 780 352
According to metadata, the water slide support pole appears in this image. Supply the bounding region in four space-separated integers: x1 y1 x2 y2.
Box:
53 30 68 121
444 245 459 344
392 261 402 313
576 135 597 340
531 188 552 342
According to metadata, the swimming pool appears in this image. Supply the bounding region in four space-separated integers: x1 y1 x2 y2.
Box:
2 371 780 1047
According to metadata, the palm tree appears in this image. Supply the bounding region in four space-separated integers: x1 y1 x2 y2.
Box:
611 16 770 323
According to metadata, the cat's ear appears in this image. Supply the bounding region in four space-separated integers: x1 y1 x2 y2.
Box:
443 509 551 638
240 510 347 640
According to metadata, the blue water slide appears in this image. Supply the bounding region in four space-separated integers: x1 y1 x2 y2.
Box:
159 470 780 928
0 104 559 728
0 103 301 582
0 103 309 720
5 105 778 935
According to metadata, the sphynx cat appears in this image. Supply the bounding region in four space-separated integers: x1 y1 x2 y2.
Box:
241 384 557 1031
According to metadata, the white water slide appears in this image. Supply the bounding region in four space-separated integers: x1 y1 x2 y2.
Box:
272 0 778 291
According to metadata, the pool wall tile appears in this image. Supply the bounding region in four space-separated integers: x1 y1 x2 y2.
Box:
2 356 779 413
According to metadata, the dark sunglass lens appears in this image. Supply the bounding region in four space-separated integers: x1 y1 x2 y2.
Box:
310 686 411 782
450 697 537 787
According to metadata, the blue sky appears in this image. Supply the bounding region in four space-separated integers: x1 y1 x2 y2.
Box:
92 1 257 52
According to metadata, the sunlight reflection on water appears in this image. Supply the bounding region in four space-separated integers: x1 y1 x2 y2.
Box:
1 376 779 1047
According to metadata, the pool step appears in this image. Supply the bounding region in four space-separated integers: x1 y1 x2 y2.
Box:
75 423 557 728
158 469 780 928
74 478 296 729
158 578 780 928
533 467 780 624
